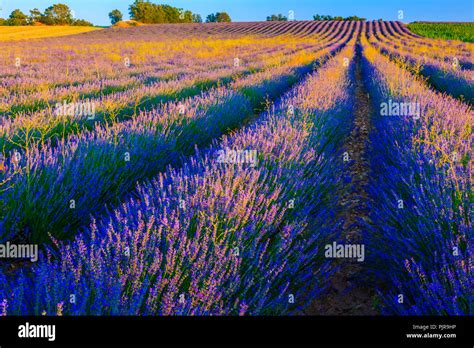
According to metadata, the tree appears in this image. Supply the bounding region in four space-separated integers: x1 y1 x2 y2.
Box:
129 1 195 24
216 12 231 22
266 14 287 21
192 14 202 23
206 12 231 23
72 19 93 26
181 10 193 23
313 13 366 21
41 4 73 25
41 7 55 25
29 8 42 24
345 15 366 21
129 0 161 23
8 9 28 26
109 9 123 25
2 4 91 26
161 4 180 23
205 13 217 23
52 3 73 24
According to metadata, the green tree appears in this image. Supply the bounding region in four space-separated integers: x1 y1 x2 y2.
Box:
192 14 202 23
129 1 196 24
52 3 73 24
29 8 42 24
129 0 159 23
129 1 172 23
41 7 55 25
216 12 231 22
41 4 73 25
267 14 287 21
205 13 217 23
207 12 231 23
109 9 123 25
8 9 29 26
162 4 181 22
72 19 93 26
313 14 366 21
181 10 193 23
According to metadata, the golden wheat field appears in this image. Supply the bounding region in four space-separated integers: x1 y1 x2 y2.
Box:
0 26 101 41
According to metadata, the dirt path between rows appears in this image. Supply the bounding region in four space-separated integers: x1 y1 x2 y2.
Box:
305 39 378 315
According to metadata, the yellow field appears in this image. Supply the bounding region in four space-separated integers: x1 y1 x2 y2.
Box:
0 26 101 41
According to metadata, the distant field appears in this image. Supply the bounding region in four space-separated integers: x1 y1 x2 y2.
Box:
407 22 474 42
0 26 101 41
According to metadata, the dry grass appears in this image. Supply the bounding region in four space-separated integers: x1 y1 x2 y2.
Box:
113 20 145 28
0 26 101 41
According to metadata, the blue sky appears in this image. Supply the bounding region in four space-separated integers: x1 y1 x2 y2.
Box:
1 0 472 26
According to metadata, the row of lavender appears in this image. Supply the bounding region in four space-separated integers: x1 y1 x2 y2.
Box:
0 23 356 243
0 43 318 153
374 21 473 70
0 40 357 315
1 40 315 114
360 31 471 315
94 20 341 40
384 21 472 68
367 21 473 103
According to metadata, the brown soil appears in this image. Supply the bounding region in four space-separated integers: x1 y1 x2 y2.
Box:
304 39 378 315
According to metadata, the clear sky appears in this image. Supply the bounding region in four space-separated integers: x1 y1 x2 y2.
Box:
1 0 473 26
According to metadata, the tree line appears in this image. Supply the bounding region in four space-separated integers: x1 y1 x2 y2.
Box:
312 14 366 21
0 1 232 27
266 13 367 21
118 0 231 24
0 4 92 26
0 1 367 27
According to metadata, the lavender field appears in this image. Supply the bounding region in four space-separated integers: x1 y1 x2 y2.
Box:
0 19 471 317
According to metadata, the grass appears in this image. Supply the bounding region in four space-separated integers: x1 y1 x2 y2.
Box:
0 26 101 41
407 22 474 43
